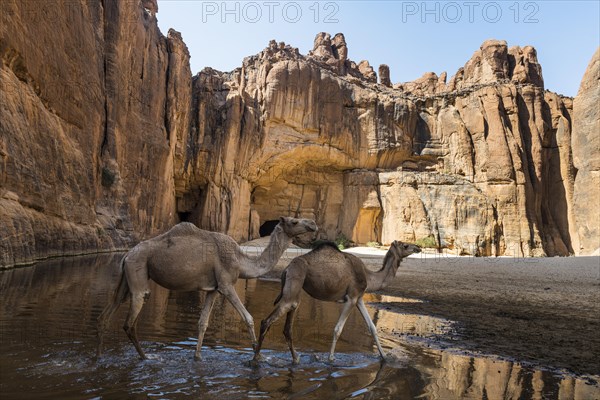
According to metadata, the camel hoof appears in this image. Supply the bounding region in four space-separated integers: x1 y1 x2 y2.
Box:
194 354 202 362
292 357 300 365
247 357 262 368
328 355 335 363
253 353 265 362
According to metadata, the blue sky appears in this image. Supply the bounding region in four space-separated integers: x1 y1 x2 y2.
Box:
156 1 599 96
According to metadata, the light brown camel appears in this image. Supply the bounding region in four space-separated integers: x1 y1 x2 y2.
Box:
253 240 421 364
97 216 317 360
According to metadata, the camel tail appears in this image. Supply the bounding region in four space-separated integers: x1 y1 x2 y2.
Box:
274 270 287 305
97 255 130 356
111 255 130 305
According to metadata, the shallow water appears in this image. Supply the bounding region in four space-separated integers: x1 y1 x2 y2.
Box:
1 254 598 399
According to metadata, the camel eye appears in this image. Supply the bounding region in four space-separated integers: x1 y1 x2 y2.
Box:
292 221 298 225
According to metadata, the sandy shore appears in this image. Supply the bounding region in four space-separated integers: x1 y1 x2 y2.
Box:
381 254 600 377
245 239 600 377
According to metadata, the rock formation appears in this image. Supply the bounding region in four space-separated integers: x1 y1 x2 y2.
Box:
182 34 582 257
379 64 391 87
571 49 600 255
0 1 189 265
0 1 597 267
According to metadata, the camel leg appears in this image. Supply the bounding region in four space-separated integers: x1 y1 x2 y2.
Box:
97 256 131 357
254 303 293 361
220 286 257 351
97 274 129 357
194 290 218 361
283 306 300 364
255 266 304 362
120 255 151 360
329 300 355 362
356 297 385 359
123 291 149 360
97 296 126 357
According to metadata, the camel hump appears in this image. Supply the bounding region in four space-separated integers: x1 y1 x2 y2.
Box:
164 223 232 242
167 222 201 236
312 241 341 252
140 222 205 247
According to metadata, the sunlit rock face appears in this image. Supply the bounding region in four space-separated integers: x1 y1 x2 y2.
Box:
571 49 600 255
0 0 596 266
183 34 581 257
0 1 189 265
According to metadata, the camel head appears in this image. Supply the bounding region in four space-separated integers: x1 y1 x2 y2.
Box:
390 240 421 259
278 216 318 238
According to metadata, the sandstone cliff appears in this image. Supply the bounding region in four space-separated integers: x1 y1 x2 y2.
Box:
0 0 597 266
571 49 600 255
0 0 190 265
182 36 580 257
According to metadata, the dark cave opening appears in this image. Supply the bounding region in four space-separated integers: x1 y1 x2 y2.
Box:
259 219 279 237
178 212 191 222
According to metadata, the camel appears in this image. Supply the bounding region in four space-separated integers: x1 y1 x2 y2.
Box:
253 240 421 364
97 216 318 360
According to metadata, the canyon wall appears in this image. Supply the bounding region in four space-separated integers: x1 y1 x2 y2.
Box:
571 49 600 255
0 0 191 266
0 0 597 266
184 37 580 257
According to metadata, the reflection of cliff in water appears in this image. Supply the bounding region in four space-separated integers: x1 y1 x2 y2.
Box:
366 293 454 337
366 293 599 400
414 349 599 400
0 254 598 399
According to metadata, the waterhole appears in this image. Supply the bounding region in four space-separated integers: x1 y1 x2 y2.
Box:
1 254 598 399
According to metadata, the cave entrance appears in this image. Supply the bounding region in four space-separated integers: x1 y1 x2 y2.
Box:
178 212 191 222
259 220 279 237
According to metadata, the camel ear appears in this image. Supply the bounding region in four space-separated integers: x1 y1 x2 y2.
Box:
279 216 286 224
392 240 398 247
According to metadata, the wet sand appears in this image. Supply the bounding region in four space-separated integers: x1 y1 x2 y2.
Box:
262 247 600 378
383 255 600 377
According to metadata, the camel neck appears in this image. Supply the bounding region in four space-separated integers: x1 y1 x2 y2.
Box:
239 225 291 279
366 252 401 292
